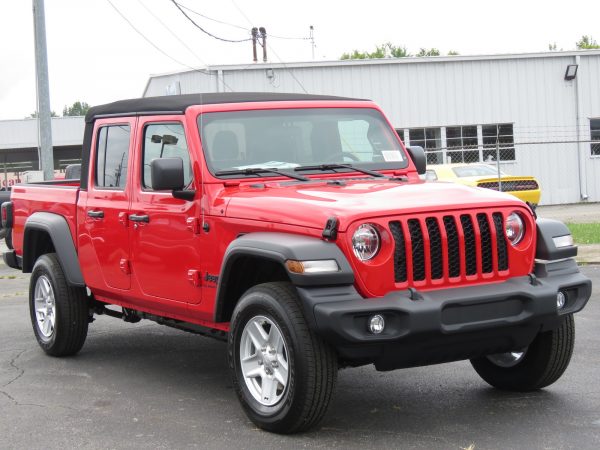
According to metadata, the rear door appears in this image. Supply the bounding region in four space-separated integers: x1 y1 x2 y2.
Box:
128 116 204 304
78 118 135 291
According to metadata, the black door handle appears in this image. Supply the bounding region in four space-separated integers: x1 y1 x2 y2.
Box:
129 214 149 223
87 210 104 218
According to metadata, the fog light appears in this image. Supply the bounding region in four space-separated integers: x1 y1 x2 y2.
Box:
368 315 385 334
557 291 567 309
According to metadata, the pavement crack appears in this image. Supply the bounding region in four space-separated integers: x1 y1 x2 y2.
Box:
0 389 44 408
2 349 26 388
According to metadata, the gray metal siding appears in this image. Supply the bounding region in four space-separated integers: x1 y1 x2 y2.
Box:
144 52 600 205
0 117 84 150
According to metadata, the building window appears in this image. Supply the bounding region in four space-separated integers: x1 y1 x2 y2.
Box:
446 125 478 163
591 119 600 156
482 124 515 162
395 129 405 142
409 127 442 164
95 125 130 189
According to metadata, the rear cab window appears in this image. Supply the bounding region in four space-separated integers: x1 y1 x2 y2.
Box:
95 125 131 189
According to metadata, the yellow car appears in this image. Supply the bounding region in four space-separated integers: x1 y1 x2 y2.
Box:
425 164 541 205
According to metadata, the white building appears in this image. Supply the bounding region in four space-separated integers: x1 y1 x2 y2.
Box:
0 116 84 187
144 50 600 205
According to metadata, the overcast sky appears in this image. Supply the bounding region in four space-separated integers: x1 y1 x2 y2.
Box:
0 0 598 120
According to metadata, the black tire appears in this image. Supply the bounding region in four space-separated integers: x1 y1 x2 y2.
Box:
228 282 337 434
470 314 575 391
29 253 89 356
0 227 6 240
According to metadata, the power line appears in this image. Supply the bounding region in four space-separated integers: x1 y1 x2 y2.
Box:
106 0 234 92
170 0 251 43
107 0 207 73
175 1 247 31
230 0 309 94
136 0 236 92
268 33 310 41
177 0 309 41
136 0 207 67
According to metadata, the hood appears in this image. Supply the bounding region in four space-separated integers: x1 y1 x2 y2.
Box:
219 179 526 231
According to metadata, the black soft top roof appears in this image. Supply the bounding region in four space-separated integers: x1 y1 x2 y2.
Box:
80 92 367 190
85 92 366 123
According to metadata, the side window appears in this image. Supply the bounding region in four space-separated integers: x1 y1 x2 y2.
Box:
143 123 192 189
95 125 130 189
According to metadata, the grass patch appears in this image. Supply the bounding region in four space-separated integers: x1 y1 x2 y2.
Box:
566 222 600 244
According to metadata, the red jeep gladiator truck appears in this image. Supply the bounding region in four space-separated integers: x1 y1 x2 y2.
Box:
1 93 592 433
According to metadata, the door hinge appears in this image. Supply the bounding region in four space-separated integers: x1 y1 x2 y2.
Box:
187 269 202 287
186 217 201 234
119 258 131 275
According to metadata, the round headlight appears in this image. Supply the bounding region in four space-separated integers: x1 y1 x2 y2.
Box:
352 224 380 261
505 212 525 245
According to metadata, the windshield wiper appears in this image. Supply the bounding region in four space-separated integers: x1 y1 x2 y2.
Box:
294 163 385 178
215 168 309 182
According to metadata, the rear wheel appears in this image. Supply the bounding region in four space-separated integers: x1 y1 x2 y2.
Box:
29 253 89 356
470 314 575 391
228 282 337 433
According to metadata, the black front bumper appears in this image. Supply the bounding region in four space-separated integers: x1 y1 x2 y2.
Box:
296 259 591 371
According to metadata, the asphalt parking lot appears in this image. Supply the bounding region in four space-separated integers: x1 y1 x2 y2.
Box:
1 260 599 449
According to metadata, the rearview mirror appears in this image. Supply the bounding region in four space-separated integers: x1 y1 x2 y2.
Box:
407 146 427 175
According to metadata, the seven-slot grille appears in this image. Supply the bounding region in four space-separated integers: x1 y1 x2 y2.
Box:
389 212 508 285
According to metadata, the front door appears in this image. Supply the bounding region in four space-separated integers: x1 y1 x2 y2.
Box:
129 117 204 304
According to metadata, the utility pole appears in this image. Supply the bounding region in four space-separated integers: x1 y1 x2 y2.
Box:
33 0 54 180
259 27 267 62
251 27 258 62
310 25 315 60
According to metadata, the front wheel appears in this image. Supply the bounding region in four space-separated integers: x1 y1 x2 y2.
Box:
470 314 575 391
228 282 337 433
29 253 89 356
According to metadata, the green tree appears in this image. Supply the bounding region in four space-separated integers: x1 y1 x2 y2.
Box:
28 110 58 118
416 48 441 57
389 44 410 57
447 50 460 56
576 35 600 49
341 50 368 60
62 101 91 117
341 43 411 60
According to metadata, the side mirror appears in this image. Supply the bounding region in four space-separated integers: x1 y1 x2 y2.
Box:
151 158 195 201
407 146 426 175
151 157 184 191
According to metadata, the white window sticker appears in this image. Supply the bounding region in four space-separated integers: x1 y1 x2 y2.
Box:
381 150 404 162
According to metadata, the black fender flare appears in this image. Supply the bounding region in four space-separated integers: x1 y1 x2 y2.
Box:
23 212 85 286
535 218 577 261
214 232 355 322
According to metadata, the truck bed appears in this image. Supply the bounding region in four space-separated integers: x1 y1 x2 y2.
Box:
10 183 80 255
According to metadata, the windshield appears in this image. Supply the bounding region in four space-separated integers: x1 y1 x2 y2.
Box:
452 165 504 177
198 108 407 176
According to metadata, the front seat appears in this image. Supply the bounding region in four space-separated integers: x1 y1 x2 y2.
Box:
212 130 240 169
